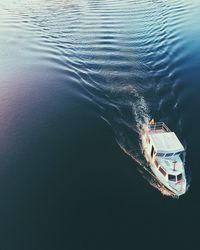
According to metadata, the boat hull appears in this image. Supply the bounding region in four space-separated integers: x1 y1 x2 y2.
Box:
141 132 186 196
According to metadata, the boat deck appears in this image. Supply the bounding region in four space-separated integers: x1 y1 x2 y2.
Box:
148 122 171 133
156 156 183 174
148 129 165 134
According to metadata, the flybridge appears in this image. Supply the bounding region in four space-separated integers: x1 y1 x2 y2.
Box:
146 122 184 155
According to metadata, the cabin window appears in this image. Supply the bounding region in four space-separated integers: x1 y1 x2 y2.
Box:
174 152 180 156
159 167 166 176
154 160 159 168
165 153 173 157
151 146 155 158
156 153 165 157
168 174 176 182
177 173 182 181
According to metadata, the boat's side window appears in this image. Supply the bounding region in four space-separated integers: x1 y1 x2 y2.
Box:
154 160 159 168
151 146 155 158
156 153 165 157
174 152 180 156
159 167 166 176
177 173 182 181
165 153 173 157
168 174 176 182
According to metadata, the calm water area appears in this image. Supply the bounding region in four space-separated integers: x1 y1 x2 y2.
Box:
0 0 200 249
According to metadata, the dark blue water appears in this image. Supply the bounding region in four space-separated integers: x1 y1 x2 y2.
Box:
0 0 200 249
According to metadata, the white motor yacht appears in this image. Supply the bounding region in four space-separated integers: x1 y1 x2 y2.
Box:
141 120 186 196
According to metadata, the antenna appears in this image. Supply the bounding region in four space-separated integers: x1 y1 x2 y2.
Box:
173 160 177 171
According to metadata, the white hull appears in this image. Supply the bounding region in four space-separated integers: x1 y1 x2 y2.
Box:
141 124 187 197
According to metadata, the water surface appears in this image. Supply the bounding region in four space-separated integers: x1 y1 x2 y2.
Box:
0 0 200 249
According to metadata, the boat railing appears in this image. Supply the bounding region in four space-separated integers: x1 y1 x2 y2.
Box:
148 122 171 132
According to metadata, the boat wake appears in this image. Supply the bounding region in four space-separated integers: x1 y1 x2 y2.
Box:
118 133 181 198
105 85 189 198
101 86 177 198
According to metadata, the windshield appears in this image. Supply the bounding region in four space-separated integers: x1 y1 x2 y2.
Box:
156 152 165 157
177 173 182 181
168 174 176 182
165 153 173 157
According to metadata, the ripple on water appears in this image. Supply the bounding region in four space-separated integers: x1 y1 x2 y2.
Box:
1 0 198 196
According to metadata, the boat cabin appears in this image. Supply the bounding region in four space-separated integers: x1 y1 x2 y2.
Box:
148 131 184 158
154 156 184 182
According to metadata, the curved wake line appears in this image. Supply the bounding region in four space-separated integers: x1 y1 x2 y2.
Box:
118 136 181 198
113 88 189 198
107 86 179 198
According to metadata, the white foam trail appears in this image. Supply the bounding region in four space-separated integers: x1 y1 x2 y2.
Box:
132 92 150 130
103 83 179 198
114 89 179 197
118 140 178 198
